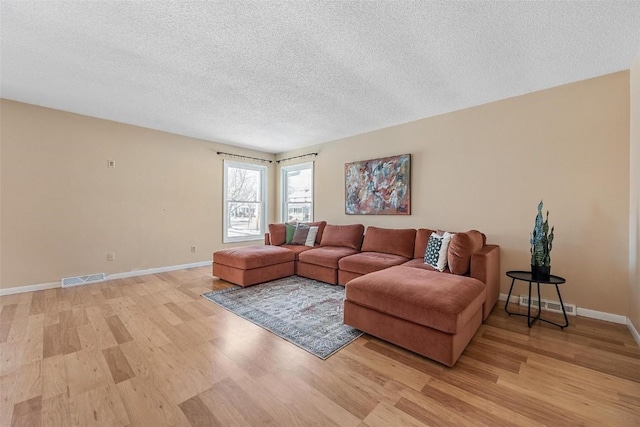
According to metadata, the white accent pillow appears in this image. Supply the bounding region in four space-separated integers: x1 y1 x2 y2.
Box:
424 232 453 271
304 226 319 247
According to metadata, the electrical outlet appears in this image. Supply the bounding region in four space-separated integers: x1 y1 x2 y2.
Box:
107 252 115 261
190 245 196 253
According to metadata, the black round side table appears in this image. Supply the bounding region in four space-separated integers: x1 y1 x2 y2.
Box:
505 270 569 328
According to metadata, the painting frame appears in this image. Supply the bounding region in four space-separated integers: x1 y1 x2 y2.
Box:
345 154 411 215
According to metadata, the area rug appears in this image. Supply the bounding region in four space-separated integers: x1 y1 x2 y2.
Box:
201 276 363 359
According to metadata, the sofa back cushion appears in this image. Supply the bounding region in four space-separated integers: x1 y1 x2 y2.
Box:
414 228 436 259
268 223 286 246
448 230 485 275
361 226 416 258
268 221 327 246
320 224 365 250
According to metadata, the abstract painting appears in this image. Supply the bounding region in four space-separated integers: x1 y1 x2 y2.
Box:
345 154 411 215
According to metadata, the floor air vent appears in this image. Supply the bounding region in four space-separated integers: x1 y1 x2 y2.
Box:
62 273 106 288
519 295 576 316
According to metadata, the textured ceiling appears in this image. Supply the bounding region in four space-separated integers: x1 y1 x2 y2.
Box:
2 1 640 154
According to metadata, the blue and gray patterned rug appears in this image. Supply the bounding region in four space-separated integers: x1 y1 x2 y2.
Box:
202 276 363 359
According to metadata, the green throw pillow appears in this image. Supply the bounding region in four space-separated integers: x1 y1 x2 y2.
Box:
285 223 296 244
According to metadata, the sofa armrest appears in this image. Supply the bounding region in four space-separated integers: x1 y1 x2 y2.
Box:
470 244 500 321
265 233 272 245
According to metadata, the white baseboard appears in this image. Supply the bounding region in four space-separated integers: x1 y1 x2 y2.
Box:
107 261 212 280
0 281 60 296
0 260 213 296
575 307 627 325
499 293 628 325
628 318 640 347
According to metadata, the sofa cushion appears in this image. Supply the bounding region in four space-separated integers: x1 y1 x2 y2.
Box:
298 246 360 269
280 244 318 260
214 246 295 270
268 223 286 246
414 228 436 259
339 252 409 275
345 266 485 334
361 226 416 258
320 224 365 250
448 230 485 275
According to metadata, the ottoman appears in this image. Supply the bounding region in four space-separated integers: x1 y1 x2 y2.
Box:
343 265 486 366
213 245 295 287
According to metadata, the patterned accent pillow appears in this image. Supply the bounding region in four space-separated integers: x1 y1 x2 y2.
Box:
304 226 318 247
424 232 453 271
285 223 296 244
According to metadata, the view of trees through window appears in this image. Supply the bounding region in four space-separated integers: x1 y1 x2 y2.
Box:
282 162 313 222
224 161 266 242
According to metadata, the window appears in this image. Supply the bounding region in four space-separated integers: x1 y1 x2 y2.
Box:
281 162 313 223
223 160 268 243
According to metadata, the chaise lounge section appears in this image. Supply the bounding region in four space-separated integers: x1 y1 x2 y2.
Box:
401 228 500 320
343 265 486 367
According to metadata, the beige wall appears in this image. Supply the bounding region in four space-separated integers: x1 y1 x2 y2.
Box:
630 55 640 330
0 100 276 289
1 71 633 317
279 72 631 315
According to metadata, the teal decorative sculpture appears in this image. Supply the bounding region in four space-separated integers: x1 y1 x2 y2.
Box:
530 200 554 279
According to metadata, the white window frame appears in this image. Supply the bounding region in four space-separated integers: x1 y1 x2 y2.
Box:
223 160 268 243
281 161 314 223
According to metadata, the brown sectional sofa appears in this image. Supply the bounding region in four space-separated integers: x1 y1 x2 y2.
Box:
213 222 500 366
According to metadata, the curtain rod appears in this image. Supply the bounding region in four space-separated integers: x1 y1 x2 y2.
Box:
217 151 272 164
276 152 318 164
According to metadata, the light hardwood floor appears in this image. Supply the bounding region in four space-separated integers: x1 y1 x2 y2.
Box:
1 266 639 426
